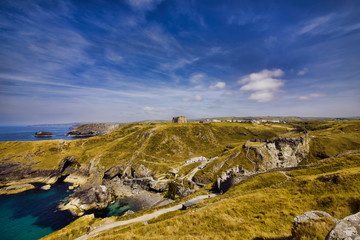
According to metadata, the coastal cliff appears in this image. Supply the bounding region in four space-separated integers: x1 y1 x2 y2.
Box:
1 121 359 217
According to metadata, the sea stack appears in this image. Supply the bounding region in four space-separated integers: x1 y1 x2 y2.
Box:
34 131 54 138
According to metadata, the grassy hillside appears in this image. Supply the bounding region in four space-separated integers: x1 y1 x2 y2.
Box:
43 151 360 240
0 122 293 178
1 121 359 239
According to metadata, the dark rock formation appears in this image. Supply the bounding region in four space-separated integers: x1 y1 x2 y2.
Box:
104 166 123 179
73 183 114 210
34 131 53 137
326 212 360 240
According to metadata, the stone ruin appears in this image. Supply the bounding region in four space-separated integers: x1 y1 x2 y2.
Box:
172 116 188 123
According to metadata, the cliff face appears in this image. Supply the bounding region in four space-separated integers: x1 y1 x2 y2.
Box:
216 135 310 192
254 135 310 171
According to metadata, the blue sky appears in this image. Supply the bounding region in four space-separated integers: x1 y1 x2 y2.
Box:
0 0 359 125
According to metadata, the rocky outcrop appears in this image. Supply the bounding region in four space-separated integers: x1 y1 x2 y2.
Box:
0 155 87 195
66 123 120 137
0 183 35 194
216 165 252 193
326 212 360 240
34 131 54 137
292 211 338 239
61 183 114 216
216 136 310 193
254 136 310 170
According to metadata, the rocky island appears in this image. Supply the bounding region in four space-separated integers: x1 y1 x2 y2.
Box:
34 131 54 138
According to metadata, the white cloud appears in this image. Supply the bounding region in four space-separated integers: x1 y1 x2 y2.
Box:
195 95 202 101
142 106 161 112
182 97 190 102
299 93 325 101
298 67 309 76
189 73 206 84
238 69 285 102
210 81 226 90
224 91 234 96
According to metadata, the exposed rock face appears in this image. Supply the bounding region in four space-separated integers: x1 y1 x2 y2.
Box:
34 131 54 137
61 183 114 216
0 156 87 195
292 211 337 240
66 123 120 137
216 136 310 193
0 183 35 195
326 212 360 240
216 165 251 193
255 136 310 170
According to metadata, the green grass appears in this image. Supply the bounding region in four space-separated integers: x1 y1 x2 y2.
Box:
2 120 360 239
82 152 360 240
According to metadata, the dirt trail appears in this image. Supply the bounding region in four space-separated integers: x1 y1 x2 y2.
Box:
75 194 218 240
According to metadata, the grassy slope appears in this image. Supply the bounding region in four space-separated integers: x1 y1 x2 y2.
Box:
40 120 360 240
43 152 360 240
91 153 360 240
0 122 292 178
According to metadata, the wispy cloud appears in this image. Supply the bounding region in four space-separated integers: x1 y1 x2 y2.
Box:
299 93 325 101
209 81 226 90
195 95 203 101
238 69 285 102
297 15 333 35
189 73 206 84
297 67 309 76
142 106 162 112
126 0 164 11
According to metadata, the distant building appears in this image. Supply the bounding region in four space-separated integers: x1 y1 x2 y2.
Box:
172 116 187 123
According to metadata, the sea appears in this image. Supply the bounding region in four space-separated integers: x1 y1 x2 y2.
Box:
0 126 138 240
0 125 75 142
0 183 76 240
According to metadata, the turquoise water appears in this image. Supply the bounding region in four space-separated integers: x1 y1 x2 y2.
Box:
0 183 76 240
91 198 141 218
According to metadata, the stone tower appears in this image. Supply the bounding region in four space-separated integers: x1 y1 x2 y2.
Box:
172 116 187 123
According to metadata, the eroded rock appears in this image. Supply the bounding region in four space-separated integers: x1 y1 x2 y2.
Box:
326 212 360 240
0 183 35 195
292 211 337 240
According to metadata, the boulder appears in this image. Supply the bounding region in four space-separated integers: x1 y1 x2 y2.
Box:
41 184 51 190
326 212 360 240
123 210 135 216
292 211 337 240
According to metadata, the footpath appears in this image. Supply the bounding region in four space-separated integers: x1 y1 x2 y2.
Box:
75 193 218 240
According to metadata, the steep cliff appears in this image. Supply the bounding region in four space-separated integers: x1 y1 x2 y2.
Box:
251 135 310 171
